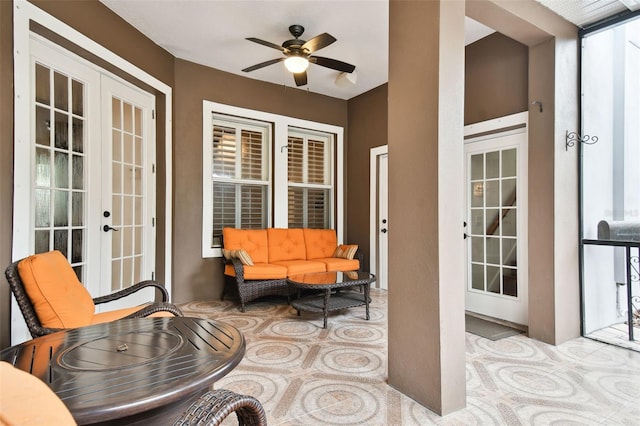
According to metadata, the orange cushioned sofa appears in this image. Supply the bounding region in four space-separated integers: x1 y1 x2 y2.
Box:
222 228 361 312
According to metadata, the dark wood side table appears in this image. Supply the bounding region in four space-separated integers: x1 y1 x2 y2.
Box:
288 271 376 328
0 317 245 425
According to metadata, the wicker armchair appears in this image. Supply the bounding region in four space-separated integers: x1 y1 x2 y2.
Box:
6 251 183 338
175 389 267 426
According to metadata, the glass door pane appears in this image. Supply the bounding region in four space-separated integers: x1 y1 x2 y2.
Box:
33 63 86 280
110 97 145 291
468 148 518 298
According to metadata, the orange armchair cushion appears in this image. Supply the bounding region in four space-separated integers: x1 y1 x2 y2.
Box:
222 228 269 263
0 361 77 425
90 306 174 324
17 251 95 329
303 229 338 259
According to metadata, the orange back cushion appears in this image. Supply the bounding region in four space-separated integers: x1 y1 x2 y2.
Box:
222 228 269 263
17 251 95 329
267 228 307 262
303 229 337 259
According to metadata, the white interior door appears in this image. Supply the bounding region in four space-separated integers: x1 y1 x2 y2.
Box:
464 120 528 325
370 146 388 290
378 153 389 290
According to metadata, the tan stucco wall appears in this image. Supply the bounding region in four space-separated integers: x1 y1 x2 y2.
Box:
387 0 466 414
468 0 580 345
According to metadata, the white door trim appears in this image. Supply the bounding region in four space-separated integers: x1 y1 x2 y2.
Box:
370 145 388 283
13 0 173 290
464 111 529 325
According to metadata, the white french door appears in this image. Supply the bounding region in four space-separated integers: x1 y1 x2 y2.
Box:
100 77 156 308
12 36 156 341
464 118 528 325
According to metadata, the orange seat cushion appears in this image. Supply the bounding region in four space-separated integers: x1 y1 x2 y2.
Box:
0 361 77 425
224 263 288 280
267 228 307 262
17 251 95 329
271 260 326 275
315 257 360 272
222 228 269 263
303 229 338 259
90 306 176 324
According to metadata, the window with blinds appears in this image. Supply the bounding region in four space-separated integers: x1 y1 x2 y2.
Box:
287 130 332 229
210 116 270 247
203 102 341 258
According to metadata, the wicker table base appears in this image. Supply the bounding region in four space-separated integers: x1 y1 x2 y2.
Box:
288 271 376 329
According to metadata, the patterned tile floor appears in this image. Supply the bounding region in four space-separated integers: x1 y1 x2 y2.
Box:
178 289 640 425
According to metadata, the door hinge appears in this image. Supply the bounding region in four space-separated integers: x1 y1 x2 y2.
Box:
152 164 155 173
152 110 155 119
152 217 155 227
151 271 155 280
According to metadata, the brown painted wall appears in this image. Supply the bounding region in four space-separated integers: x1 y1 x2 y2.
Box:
172 59 348 303
346 84 388 271
465 32 529 125
29 0 174 86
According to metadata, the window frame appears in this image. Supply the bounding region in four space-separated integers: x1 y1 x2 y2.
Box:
202 101 344 258
287 127 334 229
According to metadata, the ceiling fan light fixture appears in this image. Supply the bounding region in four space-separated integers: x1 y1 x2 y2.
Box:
284 56 309 73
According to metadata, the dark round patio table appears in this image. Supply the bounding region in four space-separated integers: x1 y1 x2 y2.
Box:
0 317 245 425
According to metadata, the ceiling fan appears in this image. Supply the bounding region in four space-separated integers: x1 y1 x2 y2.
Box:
242 24 356 87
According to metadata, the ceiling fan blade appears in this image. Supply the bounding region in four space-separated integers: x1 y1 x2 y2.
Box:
310 56 356 73
301 33 336 54
246 37 287 52
242 58 284 72
293 71 308 87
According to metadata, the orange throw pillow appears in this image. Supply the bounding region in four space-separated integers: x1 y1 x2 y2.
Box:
17 251 95 329
222 249 254 266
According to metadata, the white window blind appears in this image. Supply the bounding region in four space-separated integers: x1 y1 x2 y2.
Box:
287 130 332 229
209 116 270 247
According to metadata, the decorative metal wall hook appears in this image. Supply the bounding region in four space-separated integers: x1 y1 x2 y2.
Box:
565 130 599 151
530 100 543 113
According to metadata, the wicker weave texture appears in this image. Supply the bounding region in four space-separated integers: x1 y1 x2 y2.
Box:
174 389 267 426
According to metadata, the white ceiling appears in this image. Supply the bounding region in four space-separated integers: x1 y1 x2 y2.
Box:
100 0 493 100
100 1 638 100
536 0 639 28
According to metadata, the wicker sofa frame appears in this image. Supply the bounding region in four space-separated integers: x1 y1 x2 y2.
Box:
222 257 293 313
222 251 364 313
5 259 184 338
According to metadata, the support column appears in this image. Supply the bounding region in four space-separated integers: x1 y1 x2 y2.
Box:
387 0 466 415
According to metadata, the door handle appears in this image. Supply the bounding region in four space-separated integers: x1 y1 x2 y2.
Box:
103 225 119 232
381 228 388 233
